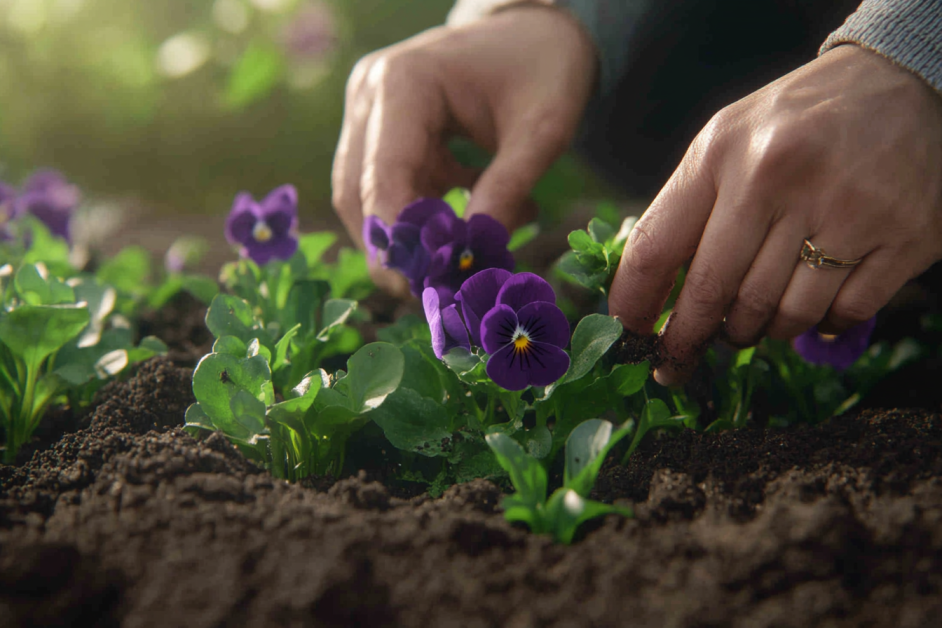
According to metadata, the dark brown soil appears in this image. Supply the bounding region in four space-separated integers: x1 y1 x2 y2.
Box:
1 352 941 628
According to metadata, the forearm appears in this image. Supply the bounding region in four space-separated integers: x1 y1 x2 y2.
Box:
447 0 652 96
821 0 942 95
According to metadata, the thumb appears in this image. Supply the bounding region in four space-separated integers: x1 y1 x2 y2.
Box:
464 119 570 231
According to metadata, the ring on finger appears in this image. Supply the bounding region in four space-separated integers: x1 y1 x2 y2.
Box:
800 238 863 270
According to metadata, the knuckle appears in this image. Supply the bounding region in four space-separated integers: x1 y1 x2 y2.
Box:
829 293 877 326
732 281 778 322
773 303 819 336
624 223 667 276
681 264 733 316
346 53 377 98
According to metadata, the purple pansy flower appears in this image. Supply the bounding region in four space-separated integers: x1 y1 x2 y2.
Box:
792 317 877 371
13 169 81 242
421 210 515 295
0 182 15 239
281 1 337 60
225 184 299 265
363 198 451 296
460 271 570 391
422 286 471 359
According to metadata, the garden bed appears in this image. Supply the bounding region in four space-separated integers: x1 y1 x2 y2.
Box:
2 309 942 626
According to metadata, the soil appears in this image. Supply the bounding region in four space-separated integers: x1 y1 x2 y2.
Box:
4 297 942 627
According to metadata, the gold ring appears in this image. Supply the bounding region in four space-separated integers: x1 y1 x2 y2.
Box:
800 239 863 270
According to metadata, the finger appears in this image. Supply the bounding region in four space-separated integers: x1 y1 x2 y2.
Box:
767 237 868 340
723 219 807 347
653 191 778 385
332 56 377 248
608 151 717 336
824 246 924 332
361 55 448 224
463 111 573 232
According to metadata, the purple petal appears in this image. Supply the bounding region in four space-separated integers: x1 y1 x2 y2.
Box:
398 198 452 228
792 317 876 371
225 192 261 245
260 184 298 217
516 301 570 348
364 215 390 261
467 213 510 250
16 193 72 241
486 341 570 391
243 233 298 265
423 287 470 359
456 268 512 346
23 169 68 194
421 209 465 253
390 221 422 249
480 304 518 355
496 272 556 312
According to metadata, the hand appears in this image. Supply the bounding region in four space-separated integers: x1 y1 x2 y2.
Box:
331 6 597 293
608 45 942 385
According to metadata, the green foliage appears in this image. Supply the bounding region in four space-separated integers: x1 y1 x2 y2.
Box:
486 419 633 544
0 262 166 464
555 215 637 296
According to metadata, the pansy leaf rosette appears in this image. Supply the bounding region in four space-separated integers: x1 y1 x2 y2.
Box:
457 269 571 391
792 317 877 371
225 184 299 265
363 198 450 296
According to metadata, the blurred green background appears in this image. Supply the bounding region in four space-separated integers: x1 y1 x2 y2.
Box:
0 0 610 249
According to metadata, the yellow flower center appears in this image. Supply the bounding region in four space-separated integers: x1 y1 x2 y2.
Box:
818 333 838 342
458 249 474 271
513 333 531 351
252 220 273 243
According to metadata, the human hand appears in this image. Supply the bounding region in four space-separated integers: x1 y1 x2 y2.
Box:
331 5 597 293
608 45 942 385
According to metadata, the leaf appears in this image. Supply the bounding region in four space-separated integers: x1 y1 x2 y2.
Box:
0 304 90 370
229 389 267 442
608 362 650 396
96 246 151 296
272 323 301 372
371 387 453 456
329 248 370 299
71 279 117 348
587 218 615 244
399 344 447 403
508 223 540 252
283 280 330 337
485 432 547 508
523 425 552 459
94 349 128 379
443 188 470 218
246 338 272 364
180 274 219 304
565 314 623 383
212 335 248 358
335 342 404 413
205 294 260 343
564 419 632 497
544 489 631 544
612 216 638 248
191 352 273 435
184 402 215 431
298 232 337 268
376 314 430 346
225 41 285 109
317 299 357 341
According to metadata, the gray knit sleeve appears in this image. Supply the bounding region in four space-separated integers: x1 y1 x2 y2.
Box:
447 0 652 96
820 0 942 94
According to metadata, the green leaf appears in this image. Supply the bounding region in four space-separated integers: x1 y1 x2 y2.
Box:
399 344 447 403
544 489 631 544
587 218 615 244
443 188 470 218
191 352 273 435
180 274 219 304
94 349 128 379
485 432 547 508
376 314 430 346
607 362 650 396
611 216 638 249
317 299 357 341
298 232 337 268
71 279 117 348
212 335 248 358
371 387 453 456
205 294 260 343
246 338 272 364
568 230 598 255
96 246 151 296
229 389 267 442
272 323 301 372
284 279 330 337
184 402 215 431
335 342 404 413
522 425 552 459
225 41 285 109
564 419 632 497
508 223 540 252
329 248 370 299
0 304 90 370
20 217 71 271
565 314 623 383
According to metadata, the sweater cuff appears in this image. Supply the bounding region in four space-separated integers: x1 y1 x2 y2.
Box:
447 0 650 97
820 0 942 95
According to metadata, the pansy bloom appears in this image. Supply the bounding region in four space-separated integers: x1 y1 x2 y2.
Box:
0 182 15 239
14 169 81 242
792 317 877 371
225 184 299 265
363 198 450 296
422 286 470 359
421 210 515 295
459 271 570 391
